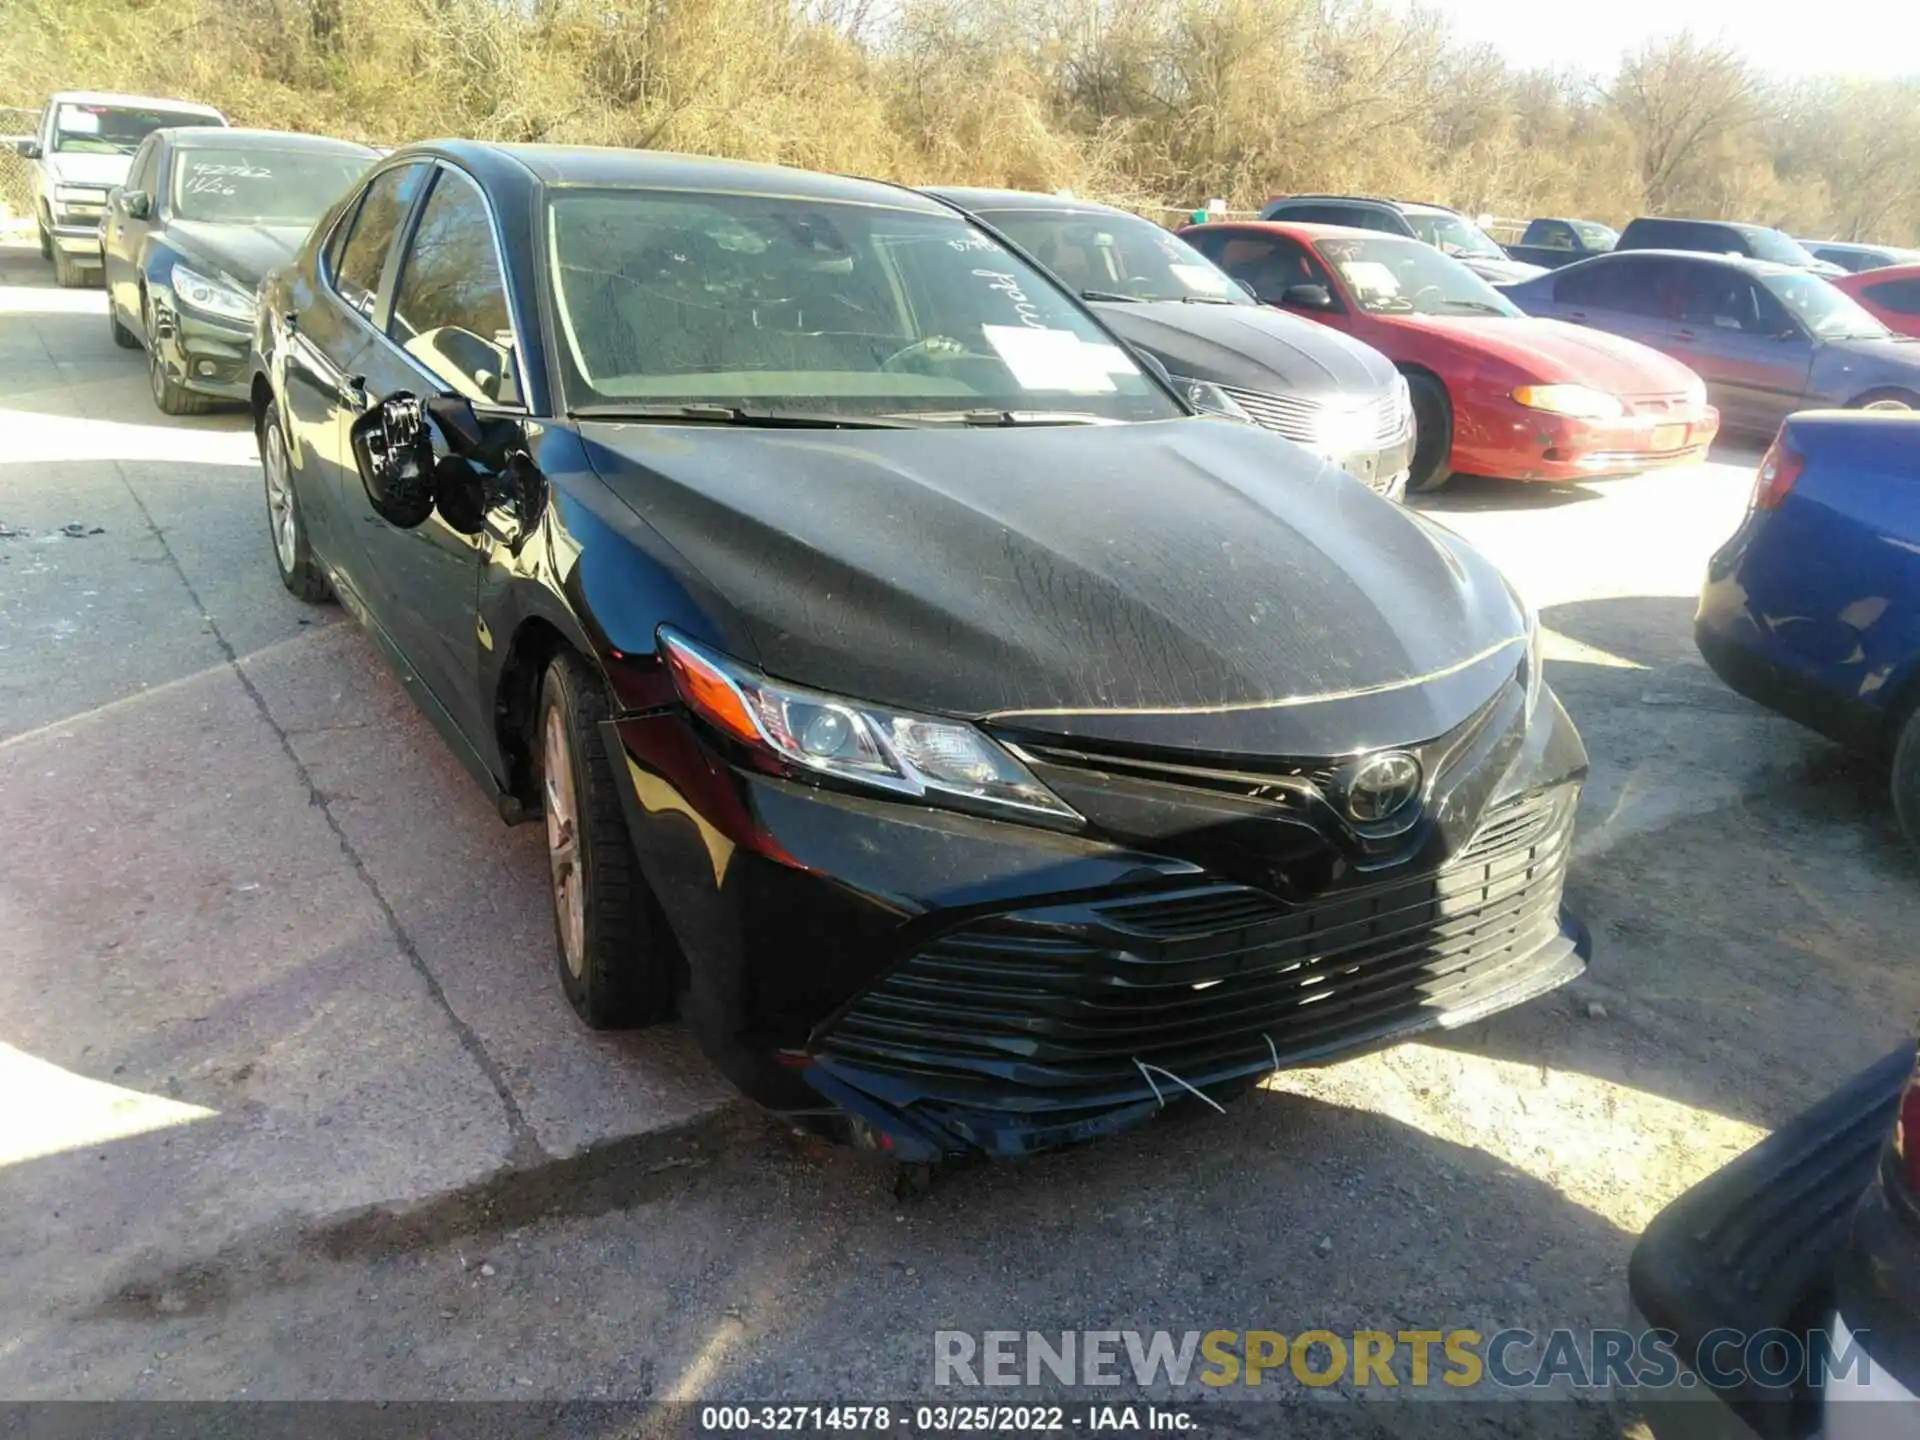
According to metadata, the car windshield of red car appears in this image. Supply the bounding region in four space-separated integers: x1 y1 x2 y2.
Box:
1318 235 1522 318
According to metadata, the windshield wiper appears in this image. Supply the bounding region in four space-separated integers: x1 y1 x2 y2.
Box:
1081 289 1143 303
910 409 1109 427
569 402 914 429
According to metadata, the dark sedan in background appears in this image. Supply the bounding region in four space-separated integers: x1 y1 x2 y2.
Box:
923 187 1415 498
1505 251 1920 434
249 140 1590 1165
1502 217 1619 271
102 126 376 413
1800 239 1920 275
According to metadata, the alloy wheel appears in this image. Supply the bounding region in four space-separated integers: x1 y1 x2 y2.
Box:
263 423 299 574
544 707 587 978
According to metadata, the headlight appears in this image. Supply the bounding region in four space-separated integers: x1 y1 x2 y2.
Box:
1311 396 1384 456
54 183 101 205
170 263 256 324
1511 384 1624 420
1168 374 1253 423
658 629 1080 823
1503 578 1544 715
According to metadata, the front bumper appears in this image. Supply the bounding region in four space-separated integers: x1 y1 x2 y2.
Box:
151 300 253 401
49 220 104 260
604 671 1590 1161
1457 398 1721 482
1628 1045 1915 1439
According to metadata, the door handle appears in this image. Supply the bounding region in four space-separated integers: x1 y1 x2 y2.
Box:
338 374 369 411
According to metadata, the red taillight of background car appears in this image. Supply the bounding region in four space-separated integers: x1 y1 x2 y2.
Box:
1752 430 1806 510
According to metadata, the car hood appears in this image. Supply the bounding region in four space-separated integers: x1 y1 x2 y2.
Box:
1388 313 1702 391
45 152 132 188
581 417 1527 756
165 220 309 290
1818 332 1920 374
1091 301 1398 398
1460 255 1548 285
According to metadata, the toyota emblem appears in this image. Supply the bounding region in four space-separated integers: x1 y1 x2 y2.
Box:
1340 751 1423 823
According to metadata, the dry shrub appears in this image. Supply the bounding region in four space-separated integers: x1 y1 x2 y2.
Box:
3 0 1917 242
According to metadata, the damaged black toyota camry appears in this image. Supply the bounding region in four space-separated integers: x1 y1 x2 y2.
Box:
250 141 1591 1164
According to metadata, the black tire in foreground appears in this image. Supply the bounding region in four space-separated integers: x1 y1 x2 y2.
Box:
1405 372 1455 495
1892 705 1920 854
538 650 678 1029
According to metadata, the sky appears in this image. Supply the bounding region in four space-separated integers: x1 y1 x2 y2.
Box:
1427 0 1920 80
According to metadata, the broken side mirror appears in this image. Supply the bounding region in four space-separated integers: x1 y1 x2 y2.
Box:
422 392 536 543
348 393 437 529
1283 283 1334 311
15 138 41 160
121 190 151 220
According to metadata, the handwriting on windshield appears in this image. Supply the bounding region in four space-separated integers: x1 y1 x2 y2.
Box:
971 269 1046 329
185 162 273 198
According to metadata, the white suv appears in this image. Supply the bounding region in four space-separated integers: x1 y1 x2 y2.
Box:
17 91 226 286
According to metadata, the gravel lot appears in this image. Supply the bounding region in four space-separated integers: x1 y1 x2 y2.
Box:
2 235 1915 1432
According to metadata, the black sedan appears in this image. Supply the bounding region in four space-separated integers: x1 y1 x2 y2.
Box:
249 141 1592 1163
102 126 376 414
922 188 1415 500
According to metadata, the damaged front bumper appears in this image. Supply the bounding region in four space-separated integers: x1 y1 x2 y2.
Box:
603 671 1590 1162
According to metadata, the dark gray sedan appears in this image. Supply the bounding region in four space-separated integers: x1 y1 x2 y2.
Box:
1504 250 1920 434
925 188 1416 499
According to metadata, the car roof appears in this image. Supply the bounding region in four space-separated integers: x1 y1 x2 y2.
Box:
1195 219 1411 244
164 127 375 155
48 92 224 115
921 186 1135 218
419 142 949 212
1625 216 1776 235
1268 194 1400 210
1590 247 1799 277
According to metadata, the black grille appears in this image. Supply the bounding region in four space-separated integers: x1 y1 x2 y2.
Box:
821 787 1578 1111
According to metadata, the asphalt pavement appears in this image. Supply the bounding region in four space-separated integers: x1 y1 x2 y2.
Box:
3 236 1917 1434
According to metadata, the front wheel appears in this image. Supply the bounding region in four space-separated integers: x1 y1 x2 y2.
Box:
538 651 678 1029
1850 389 1917 414
145 303 214 415
37 216 52 260
261 411 331 602
1405 372 1455 494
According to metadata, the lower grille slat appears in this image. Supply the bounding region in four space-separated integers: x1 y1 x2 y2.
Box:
821 789 1578 1105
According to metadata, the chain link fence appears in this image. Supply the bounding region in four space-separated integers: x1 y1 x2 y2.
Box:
1 105 40 225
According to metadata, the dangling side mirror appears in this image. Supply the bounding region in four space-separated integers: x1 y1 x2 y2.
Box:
349 393 437 528
121 190 151 220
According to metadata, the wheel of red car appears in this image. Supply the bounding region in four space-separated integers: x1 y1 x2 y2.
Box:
538 650 678 1030
1891 706 1920 854
1405 372 1455 494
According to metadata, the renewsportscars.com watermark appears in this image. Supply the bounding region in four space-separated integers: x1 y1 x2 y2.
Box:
933 1327 1875 1393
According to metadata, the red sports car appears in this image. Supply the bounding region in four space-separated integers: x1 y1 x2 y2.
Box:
1180 220 1720 492
1833 262 1920 338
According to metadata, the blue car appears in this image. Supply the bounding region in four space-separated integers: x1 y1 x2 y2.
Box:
1695 410 1920 843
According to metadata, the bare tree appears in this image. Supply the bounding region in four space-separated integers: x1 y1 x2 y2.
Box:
1610 32 1769 211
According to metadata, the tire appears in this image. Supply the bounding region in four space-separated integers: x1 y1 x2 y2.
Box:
1850 389 1918 413
1893 707 1920 855
1405 372 1455 494
538 651 677 1029
37 216 51 260
51 245 94 289
260 410 331 603
108 299 140 350
145 301 215 415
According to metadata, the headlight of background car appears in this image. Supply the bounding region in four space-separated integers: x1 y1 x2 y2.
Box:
658 629 1080 822
169 263 256 324
53 183 105 216
1167 374 1253 424
1511 383 1624 421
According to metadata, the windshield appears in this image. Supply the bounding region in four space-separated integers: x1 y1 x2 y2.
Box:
546 189 1184 424
54 104 215 156
1316 234 1522 317
1744 228 1820 267
1403 211 1505 260
1763 271 1892 340
1573 221 1618 250
972 208 1247 305
172 148 371 225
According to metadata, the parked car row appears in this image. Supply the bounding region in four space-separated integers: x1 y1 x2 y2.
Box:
15 90 1920 1431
